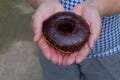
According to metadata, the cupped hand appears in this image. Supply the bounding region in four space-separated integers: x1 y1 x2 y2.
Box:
32 1 102 66
63 3 102 66
32 1 65 65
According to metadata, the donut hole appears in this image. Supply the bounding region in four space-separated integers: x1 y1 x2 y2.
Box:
57 19 76 34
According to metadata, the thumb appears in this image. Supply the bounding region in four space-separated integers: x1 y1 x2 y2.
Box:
32 14 43 43
32 6 53 43
88 15 101 49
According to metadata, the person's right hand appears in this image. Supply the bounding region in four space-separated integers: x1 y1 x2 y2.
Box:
32 0 65 65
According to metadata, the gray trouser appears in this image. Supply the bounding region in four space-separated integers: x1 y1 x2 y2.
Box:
39 50 120 80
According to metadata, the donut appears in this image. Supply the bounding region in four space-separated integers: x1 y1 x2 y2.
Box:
42 12 90 54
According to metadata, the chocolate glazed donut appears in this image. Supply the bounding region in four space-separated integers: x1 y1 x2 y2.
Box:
42 12 90 54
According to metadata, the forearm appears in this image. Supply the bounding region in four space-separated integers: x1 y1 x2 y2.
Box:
27 0 59 9
86 0 120 16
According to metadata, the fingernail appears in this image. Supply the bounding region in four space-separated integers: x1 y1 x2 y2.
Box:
47 53 51 60
52 56 57 64
76 57 81 64
68 57 74 65
67 60 72 65
90 41 95 49
33 34 40 43
33 35 37 42
63 62 67 67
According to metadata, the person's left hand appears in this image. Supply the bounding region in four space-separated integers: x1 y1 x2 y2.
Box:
62 3 102 66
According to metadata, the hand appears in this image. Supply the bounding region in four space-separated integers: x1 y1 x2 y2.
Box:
62 3 102 66
32 1 65 65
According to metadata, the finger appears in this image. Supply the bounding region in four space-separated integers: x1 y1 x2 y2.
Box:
38 36 51 60
76 43 91 64
67 52 78 66
62 55 69 66
56 51 63 65
82 10 102 49
89 20 101 49
32 7 54 43
50 47 58 64
32 13 43 43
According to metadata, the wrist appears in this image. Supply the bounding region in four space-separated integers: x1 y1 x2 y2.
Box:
85 0 120 16
84 0 103 16
27 0 59 9
38 0 60 9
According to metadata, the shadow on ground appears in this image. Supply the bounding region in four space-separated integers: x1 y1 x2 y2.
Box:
0 0 42 80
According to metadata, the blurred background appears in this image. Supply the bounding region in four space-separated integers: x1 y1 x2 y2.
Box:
0 0 42 80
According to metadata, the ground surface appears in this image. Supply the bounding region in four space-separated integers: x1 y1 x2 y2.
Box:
0 0 42 80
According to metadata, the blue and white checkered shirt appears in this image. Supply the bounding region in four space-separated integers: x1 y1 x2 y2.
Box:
60 0 120 58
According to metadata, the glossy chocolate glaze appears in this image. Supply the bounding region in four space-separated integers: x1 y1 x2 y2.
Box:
42 12 90 54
